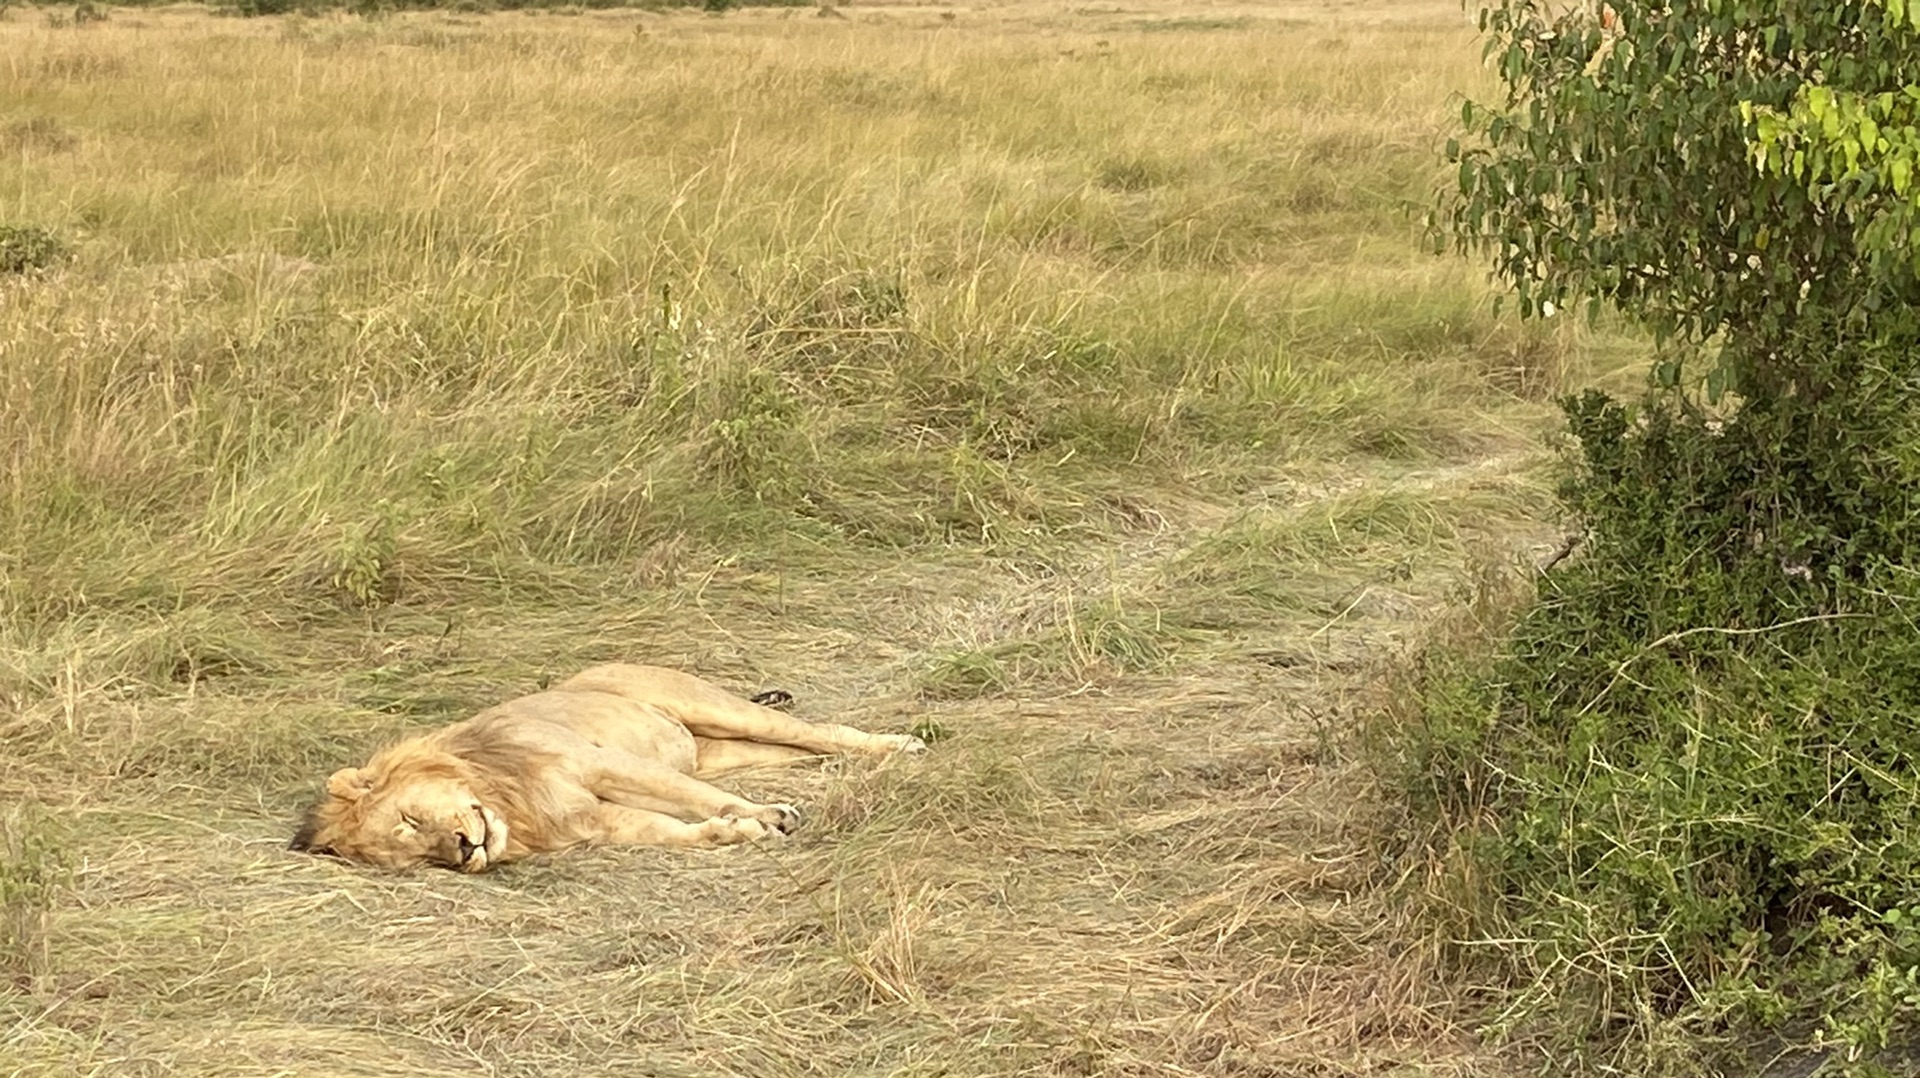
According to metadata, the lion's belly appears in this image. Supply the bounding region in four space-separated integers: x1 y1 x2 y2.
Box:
548 695 700 774
482 689 701 774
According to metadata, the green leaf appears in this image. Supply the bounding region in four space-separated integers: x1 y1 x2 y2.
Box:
1705 364 1728 404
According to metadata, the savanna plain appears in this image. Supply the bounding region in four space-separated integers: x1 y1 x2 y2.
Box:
0 2 1649 1074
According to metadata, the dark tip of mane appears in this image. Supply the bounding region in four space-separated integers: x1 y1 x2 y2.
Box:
748 689 795 710
289 803 328 854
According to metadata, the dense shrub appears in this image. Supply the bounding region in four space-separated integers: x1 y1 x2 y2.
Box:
1388 0 1920 1072
1389 348 1920 1071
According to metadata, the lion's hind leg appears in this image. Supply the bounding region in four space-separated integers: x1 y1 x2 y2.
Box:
560 663 926 759
669 683 924 758
694 737 820 777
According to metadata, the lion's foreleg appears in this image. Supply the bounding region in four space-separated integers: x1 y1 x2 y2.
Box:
591 803 777 848
583 751 800 836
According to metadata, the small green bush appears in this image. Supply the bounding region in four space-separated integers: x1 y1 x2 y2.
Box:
0 226 67 274
701 364 804 503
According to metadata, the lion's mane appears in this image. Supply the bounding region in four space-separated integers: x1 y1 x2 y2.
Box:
292 713 594 859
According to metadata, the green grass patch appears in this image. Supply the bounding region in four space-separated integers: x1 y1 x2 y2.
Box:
916 597 1182 700
1163 483 1548 627
0 808 65 993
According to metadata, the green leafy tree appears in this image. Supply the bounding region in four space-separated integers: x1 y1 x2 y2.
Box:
1444 0 1919 397
1390 2 1920 1073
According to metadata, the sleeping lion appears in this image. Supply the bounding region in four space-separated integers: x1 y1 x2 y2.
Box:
291 663 925 872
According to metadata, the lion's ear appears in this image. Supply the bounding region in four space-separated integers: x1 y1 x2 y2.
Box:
326 767 374 801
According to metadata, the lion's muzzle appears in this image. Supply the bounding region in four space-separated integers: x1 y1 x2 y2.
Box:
457 806 508 873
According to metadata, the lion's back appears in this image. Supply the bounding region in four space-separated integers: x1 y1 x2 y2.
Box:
467 686 701 775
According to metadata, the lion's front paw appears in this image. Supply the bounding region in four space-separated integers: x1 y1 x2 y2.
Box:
883 733 929 754
725 802 800 835
715 802 800 839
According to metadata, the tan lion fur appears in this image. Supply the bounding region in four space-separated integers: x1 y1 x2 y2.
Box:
291 663 924 872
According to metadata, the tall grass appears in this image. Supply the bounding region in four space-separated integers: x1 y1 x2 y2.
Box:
1 6 1566 638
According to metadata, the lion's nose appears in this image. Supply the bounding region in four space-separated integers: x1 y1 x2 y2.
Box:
457 833 478 862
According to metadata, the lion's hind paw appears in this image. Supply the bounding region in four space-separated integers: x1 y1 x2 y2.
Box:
875 733 928 755
765 802 802 835
717 803 801 838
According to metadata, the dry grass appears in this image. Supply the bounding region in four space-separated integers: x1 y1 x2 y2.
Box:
0 1 1645 1074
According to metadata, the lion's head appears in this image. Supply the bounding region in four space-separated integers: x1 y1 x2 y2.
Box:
291 750 511 873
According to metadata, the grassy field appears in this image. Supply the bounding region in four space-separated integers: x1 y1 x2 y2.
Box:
0 2 1646 1074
